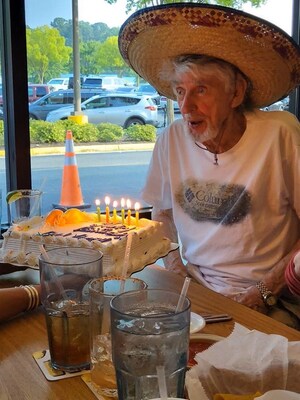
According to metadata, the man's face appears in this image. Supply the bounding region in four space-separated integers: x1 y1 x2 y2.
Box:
172 68 238 143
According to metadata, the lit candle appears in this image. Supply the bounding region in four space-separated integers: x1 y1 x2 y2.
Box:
134 202 140 227
121 198 125 225
113 200 118 224
105 196 110 223
95 199 101 222
126 199 131 226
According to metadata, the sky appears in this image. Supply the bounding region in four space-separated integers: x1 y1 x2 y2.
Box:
25 0 293 33
25 0 130 29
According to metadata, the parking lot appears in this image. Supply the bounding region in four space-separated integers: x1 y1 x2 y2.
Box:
157 107 182 132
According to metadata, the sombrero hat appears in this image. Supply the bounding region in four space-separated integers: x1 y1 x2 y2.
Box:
119 3 300 108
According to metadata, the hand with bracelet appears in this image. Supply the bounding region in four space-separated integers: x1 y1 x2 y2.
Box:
232 286 268 313
0 284 41 323
233 280 279 313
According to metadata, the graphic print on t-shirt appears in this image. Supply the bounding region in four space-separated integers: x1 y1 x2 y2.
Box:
175 180 251 225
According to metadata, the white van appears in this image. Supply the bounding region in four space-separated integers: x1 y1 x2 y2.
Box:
102 76 125 90
47 78 69 91
82 76 125 90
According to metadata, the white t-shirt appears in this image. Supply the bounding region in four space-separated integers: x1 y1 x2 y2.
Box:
141 110 300 295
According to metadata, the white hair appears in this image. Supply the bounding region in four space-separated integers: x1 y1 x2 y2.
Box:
160 54 254 110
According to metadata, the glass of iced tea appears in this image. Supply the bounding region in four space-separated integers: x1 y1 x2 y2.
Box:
39 247 103 372
110 289 191 400
89 276 148 398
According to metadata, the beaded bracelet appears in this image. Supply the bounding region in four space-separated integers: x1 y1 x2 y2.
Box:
20 285 40 311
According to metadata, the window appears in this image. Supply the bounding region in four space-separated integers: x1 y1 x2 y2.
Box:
0 0 299 228
85 97 108 109
109 96 139 107
36 86 48 97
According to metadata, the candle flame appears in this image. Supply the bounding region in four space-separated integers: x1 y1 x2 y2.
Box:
126 199 131 208
121 198 125 208
105 196 110 205
113 200 118 208
95 199 100 206
134 202 140 211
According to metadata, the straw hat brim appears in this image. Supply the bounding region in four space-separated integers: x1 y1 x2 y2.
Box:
119 3 300 108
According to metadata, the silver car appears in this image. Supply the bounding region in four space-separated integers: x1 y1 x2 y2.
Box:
46 94 159 128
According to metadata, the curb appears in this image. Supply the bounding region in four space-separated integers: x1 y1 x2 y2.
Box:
0 142 155 157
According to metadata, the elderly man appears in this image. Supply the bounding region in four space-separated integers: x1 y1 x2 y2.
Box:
119 4 300 327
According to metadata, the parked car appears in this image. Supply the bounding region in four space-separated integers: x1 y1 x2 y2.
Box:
28 84 51 103
113 86 137 94
82 76 126 91
281 96 289 110
29 89 106 120
263 98 289 112
136 84 161 108
0 83 51 106
68 75 86 89
46 94 159 128
160 96 180 112
47 77 69 91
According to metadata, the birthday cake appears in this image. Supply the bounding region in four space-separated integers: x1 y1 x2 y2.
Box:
0 209 172 275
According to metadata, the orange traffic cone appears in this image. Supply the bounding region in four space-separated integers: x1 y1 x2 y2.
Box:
53 130 90 209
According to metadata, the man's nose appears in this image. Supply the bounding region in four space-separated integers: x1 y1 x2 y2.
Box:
179 93 197 113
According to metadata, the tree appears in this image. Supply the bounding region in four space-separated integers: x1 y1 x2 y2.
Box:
94 36 132 76
51 18 73 46
106 0 267 13
51 18 119 46
27 26 72 83
80 41 103 75
91 22 119 42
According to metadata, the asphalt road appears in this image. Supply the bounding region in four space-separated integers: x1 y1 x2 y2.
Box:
1 151 153 224
0 110 182 225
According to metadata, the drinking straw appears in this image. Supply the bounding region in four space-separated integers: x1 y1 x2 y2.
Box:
156 365 168 399
119 231 133 292
39 245 68 301
175 277 191 313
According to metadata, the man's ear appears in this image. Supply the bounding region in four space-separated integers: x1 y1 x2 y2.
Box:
231 74 248 108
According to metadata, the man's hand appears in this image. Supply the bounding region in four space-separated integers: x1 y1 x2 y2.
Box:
232 286 267 313
152 207 187 277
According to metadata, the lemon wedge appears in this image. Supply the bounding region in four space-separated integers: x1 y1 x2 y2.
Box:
6 190 23 204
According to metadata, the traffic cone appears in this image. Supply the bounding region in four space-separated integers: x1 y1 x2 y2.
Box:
53 130 90 209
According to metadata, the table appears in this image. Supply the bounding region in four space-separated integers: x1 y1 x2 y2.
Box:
1 265 300 399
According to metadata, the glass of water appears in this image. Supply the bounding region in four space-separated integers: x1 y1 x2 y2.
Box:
8 189 42 224
110 289 191 400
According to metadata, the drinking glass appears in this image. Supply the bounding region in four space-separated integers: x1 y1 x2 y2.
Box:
39 247 103 372
9 189 42 224
110 289 191 400
89 276 148 398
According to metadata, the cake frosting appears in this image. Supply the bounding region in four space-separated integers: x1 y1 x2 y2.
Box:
0 209 172 276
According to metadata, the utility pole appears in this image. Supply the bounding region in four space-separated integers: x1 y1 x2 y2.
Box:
69 0 88 123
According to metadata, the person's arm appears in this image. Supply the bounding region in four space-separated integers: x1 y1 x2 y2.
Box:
0 264 28 275
234 239 300 311
294 252 300 277
0 285 41 323
152 207 187 277
284 250 300 296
